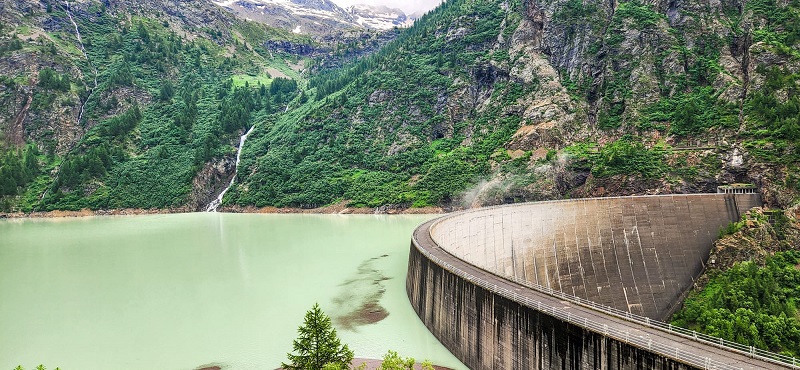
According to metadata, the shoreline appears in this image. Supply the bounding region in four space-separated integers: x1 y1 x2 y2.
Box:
0 202 445 219
263 358 455 370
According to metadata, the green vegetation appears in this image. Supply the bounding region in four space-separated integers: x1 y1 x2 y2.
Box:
672 251 800 356
281 305 438 370
553 0 599 23
718 219 745 238
641 87 737 135
377 350 434 370
37 68 71 91
566 138 667 179
283 303 354 370
0 37 23 55
0 145 39 197
613 1 665 29
726 1 798 167
231 73 272 88
0 0 798 215
231 0 522 208
0 8 301 212
592 139 666 178
743 65 800 164
0 145 44 212
747 0 800 52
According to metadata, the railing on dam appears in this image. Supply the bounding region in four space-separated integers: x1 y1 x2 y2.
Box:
413 195 799 370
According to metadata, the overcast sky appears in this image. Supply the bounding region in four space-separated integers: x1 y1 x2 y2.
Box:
330 0 442 15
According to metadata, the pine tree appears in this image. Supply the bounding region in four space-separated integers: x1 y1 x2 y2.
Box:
282 303 354 370
23 144 39 181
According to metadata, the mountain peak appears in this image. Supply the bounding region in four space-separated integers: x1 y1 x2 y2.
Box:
212 0 410 33
346 3 411 29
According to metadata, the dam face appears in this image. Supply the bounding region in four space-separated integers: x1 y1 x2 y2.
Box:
407 194 770 370
428 194 760 320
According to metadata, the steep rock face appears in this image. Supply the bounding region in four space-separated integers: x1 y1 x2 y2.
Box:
496 0 799 206
265 39 317 55
523 0 722 129
507 13 586 151
188 156 236 211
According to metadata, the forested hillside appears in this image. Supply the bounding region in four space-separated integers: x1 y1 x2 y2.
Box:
226 0 800 211
673 206 800 357
0 0 307 211
2 0 799 212
229 0 529 208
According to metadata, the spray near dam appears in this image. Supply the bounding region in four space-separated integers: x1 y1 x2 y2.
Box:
405 193 799 369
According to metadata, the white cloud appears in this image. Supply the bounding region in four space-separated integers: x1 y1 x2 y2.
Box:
330 0 442 15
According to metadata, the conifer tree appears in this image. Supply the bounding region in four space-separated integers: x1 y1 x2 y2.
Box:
282 303 353 370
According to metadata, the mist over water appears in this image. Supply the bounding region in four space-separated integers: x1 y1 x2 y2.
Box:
0 213 465 370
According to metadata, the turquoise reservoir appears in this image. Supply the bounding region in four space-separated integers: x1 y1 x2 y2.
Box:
0 213 465 370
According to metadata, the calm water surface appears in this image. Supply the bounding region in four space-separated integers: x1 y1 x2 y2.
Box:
0 213 466 370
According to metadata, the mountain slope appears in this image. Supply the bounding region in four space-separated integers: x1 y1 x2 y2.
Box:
1 0 799 213
0 0 308 211
227 0 800 210
229 0 527 208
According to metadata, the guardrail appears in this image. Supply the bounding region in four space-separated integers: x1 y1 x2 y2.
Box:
414 221 800 370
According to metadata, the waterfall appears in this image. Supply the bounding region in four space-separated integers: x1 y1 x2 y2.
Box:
63 1 98 125
206 125 256 212
41 2 99 203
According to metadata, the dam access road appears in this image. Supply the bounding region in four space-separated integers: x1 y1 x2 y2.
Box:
407 194 796 370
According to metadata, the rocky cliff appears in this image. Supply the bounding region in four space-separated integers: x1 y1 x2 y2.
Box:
505 0 799 207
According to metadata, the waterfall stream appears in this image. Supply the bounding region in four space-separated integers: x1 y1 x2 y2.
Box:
205 125 256 212
41 2 100 203
64 1 98 124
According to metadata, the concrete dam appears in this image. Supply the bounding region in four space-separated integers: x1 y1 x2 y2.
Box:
405 194 795 369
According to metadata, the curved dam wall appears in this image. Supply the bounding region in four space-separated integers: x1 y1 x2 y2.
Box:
429 194 761 320
407 243 700 370
406 194 770 370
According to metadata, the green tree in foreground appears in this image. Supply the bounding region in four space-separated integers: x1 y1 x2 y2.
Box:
283 303 354 370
